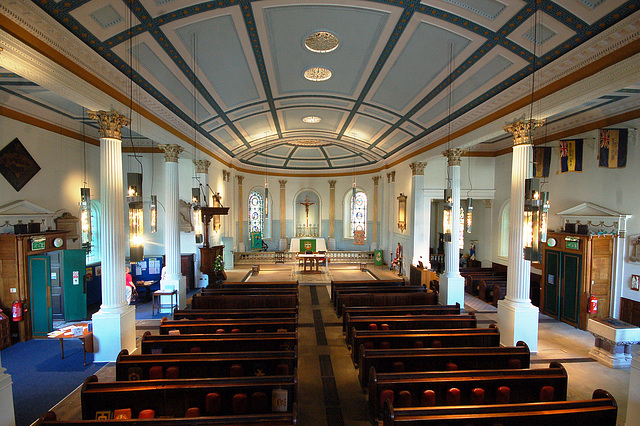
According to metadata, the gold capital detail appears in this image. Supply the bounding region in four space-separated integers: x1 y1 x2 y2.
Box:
409 162 427 176
372 176 380 185
328 180 336 189
503 118 545 146
442 148 466 166
87 110 130 140
279 180 288 189
390 171 395 182
237 175 244 185
158 144 184 162
194 159 211 174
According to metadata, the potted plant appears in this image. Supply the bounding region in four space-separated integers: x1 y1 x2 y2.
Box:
211 255 226 288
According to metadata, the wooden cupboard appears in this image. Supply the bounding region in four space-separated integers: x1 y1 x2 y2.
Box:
541 232 613 330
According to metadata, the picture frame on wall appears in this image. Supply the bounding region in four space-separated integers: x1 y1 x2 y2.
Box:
632 275 640 291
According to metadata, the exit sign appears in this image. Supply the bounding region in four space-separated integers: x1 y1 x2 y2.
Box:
31 237 46 251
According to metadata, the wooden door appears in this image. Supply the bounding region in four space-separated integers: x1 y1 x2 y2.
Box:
543 250 560 318
48 251 64 320
589 237 613 319
28 255 53 336
560 253 582 327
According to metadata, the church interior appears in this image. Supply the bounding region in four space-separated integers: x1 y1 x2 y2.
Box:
0 0 640 425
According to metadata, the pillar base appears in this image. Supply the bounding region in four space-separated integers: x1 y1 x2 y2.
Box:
91 304 136 362
162 276 187 310
439 275 464 307
0 360 15 426
279 238 287 251
497 299 539 352
626 351 640 425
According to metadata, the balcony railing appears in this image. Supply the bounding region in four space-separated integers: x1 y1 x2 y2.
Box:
234 250 375 264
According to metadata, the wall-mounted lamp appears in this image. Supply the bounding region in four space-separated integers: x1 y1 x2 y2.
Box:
466 197 473 234
80 187 92 252
150 194 158 233
540 191 549 243
264 181 269 218
397 193 407 232
192 187 204 244
442 188 453 242
524 177 541 262
127 173 144 262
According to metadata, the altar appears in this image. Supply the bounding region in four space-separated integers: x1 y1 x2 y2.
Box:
289 237 327 253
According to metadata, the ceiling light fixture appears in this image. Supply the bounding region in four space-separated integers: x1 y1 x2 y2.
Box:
304 66 332 82
302 115 322 123
305 31 339 53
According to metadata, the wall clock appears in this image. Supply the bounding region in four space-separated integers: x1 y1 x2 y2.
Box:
53 237 64 248
547 237 557 248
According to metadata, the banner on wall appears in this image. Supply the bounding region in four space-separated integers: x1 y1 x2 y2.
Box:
250 232 262 251
598 129 628 168
299 239 316 252
559 139 583 173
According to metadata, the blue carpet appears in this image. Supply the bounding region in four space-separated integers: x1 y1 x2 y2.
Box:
2 338 106 426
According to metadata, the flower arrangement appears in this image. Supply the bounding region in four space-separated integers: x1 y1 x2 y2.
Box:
213 255 224 272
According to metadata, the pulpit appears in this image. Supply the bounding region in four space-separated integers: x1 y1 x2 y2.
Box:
198 207 229 284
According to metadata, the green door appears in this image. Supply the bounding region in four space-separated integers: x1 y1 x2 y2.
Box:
560 253 582 327
543 250 560 318
62 249 87 321
28 255 52 337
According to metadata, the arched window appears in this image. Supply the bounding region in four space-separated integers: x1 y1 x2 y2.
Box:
248 190 264 235
343 190 367 238
499 200 510 258
86 199 101 264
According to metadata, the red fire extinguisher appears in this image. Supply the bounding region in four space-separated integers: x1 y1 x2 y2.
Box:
12 300 23 322
588 294 598 314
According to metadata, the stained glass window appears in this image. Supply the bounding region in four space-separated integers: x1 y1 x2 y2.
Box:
350 191 367 238
248 191 264 235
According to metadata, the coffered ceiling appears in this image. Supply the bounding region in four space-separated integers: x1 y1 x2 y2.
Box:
0 0 639 174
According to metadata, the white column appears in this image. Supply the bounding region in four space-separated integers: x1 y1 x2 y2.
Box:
482 200 494 267
439 149 465 307
497 119 543 352
88 110 136 362
158 144 187 309
387 171 396 263
279 180 288 250
237 176 245 251
0 353 15 426
328 180 336 250
381 175 389 255
421 191 435 270
372 176 380 249
410 162 428 266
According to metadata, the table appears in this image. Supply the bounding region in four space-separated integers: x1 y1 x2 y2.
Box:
297 253 327 273
135 280 159 303
289 237 327 253
47 322 93 366
587 317 640 368
152 289 178 316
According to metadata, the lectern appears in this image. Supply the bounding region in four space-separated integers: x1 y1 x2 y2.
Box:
199 207 229 284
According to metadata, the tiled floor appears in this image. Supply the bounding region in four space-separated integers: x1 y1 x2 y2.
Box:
47 264 634 425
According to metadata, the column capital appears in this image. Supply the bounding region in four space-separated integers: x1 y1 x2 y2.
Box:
503 118 545 146
87 110 130 140
328 180 336 189
484 199 493 208
237 175 244 185
279 179 288 189
409 162 427 176
442 148 466 166
387 171 395 183
194 159 211 174
158 144 185 162
372 176 380 185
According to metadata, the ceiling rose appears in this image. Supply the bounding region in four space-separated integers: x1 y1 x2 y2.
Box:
302 115 322 123
305 31 339 53
304 67 332 82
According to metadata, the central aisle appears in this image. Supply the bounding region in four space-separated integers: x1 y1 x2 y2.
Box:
297 285 370 426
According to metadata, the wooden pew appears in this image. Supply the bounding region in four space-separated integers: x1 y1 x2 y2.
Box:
345 313 476 350
37 410 297 425
358 341 530 389
221 280 299 289
461 271 505 296
338 291 438 317
334 286 427 311
141 331 297 354
199 288 298 296
368 362 566 420
79 374 297 421
173 307 298 321
351 326 499 366
191 294 298 310
116 349 297 381
381 389 617 426
159 317 297 335
342 304 460 334
331 279 405 301
477 277 507 303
